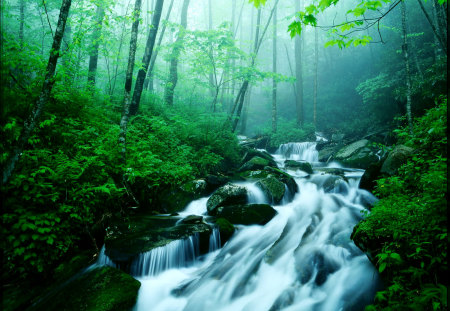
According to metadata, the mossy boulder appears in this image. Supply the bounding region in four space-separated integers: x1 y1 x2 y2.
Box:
204 174 230 194
380 145 414 176
158 179 208 213
215 217 235 244
104 215 211 266
215 204 277 225
359 161 384 192
263 166 298 195
238 156 277 172
32 266 141 311
314 167 346 177
307 174 348 193
318 146 338 162
206 183 248 215
284 160 313 174
256 177 286 204
241 148 276 165
334 139 379 169
180 215 203 224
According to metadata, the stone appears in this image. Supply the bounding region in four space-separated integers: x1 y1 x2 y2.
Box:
238 156 277 172
380 145 414 176
256 177 286 204
334 140 380 169
206 183 248 215
284 160 313 174
215 204 277 225
359 161 383 192
215 217 235 244
180 215 203 224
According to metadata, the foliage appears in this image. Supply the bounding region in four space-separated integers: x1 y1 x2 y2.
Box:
263 118 315 148
352 97 447 310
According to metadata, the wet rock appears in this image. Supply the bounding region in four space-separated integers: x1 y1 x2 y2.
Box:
314 167 346 177
380 144 414 176
215 204 277 225
204 174 230 194
264 166 299 195
241 148 276 165
206 183 248 215
359 161 383 192
239 156 277 172
256 176 286 204
214 218 235 244
284 160 313 174
180 215 203 224
334 139 380 169
296 250 340 285
308 174 348 193
318 146 337 162
269 287 296 311
32 266 141 311
159 179 208 213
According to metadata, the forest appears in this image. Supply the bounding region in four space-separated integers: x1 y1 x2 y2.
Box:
0 0 447 310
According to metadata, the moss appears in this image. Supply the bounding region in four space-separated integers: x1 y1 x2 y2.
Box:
284 160 313 174
215 217 235 243
32 266 141 311
256 177 285 204
216 204 277 225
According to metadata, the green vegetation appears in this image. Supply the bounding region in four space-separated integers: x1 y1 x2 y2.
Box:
352 97 447 310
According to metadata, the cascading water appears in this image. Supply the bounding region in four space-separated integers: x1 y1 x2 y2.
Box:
208 227 221 252
131 141 381 311
274 142 319 165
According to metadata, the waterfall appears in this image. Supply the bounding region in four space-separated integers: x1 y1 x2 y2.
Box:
209 227 221 252
130 234 200 277
275 142 319 163
97 245 116 268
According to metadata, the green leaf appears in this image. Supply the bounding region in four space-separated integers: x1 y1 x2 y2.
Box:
379 262 387 273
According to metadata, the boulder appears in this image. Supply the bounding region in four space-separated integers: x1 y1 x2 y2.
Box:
318 146 337 162
241 148 276 165
314 167 346 177
215 217 235 244
284 160 313 174
263 166 299 195
256 177 286 204
215 204 277 225
331 133 345 142
334 139 380 169
359 161 383 192
206 183 248 215
204 174 230 194
32 266 141 311
308 174 348 193
159 179 208 213
104 215 212 265
380 145 414 176
239 156 277 172
180 215 203 224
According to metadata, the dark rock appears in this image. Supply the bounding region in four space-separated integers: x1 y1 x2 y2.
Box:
180 215 203 224
359 161 383 192
159 179 208 213
308 174 348 193
334 139 380 169
241 148 276 165
239 156 277 172
215 217 235 244
256 177 286 204
380 145 414 176
206 183 248 215
216 204 277 225
32 266 140 311
264 166 299 195
204 174 230 194
284 160 313 174
318 146 338 162
314 167 346 177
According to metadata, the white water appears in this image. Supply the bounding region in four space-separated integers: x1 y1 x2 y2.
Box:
131 141 380 310
275 142 319 163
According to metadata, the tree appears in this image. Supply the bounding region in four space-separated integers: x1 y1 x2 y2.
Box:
271 4 277 133
129 0 165 115
163 0 190 106
313 26 318 128
2 0 72 185
119 0 143 162
401 0 413 135
294 0 304 126
87 3 105 87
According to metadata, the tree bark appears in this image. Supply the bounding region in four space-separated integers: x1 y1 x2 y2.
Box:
119 0 143 162
87 5 105 87
163 0 189 106
313 26 318 129
240 85 251 134
401 0 413 135
284 43 297 99
19 0 25 48
271 5 277 133
129 0 165 115
2 0 72 185
417 0 447 55
143 0 175 92
294 0 304 126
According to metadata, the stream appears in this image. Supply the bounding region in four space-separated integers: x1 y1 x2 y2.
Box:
104 141 382 311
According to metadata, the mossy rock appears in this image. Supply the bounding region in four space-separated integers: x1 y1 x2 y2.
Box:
158 180 207 213
215 217 235 244
216 204 277 225
238 156 277 172
380 145 414 176
334 140 380 169
284 160 313 174
32 266 141 311
241 148 276 165
264 166 299 195
206 183 248 215
256 177 286 204
239 169 270 180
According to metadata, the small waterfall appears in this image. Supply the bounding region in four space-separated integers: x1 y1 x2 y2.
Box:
209 227 221 252
276 142 319 163
130 234 200 277
180 197 209 216
242 182 268 204
97 245 116 268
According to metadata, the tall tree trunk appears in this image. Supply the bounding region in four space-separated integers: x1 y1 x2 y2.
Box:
143 0 175 92
417 0 447 55
62 19 72 82
240 85 251 134
294 0 303 126
313 26 318 129
208 0 215 97
19 0 25 48
271 5 277 133
129 0 165 115
119 0 143 162
401 0 413 135
284 43 297 99
2 0 72 185
163 0 189 106
87 5 105 87
433 0 447 50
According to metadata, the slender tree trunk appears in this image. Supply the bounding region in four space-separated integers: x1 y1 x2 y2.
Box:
207 0 215 97
433 0 447 50
87 5 105 87
401 0 413 135
62 19 72 82
240 85 251 134
313 26 318 129
119 0 143 162
284 43 297 99
2 0 72 185
129 0 165 115
19 0 25 48
271 5 277 133
143 0 175 92
163 0 189 106
294 0 304 126
417 0 447 55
